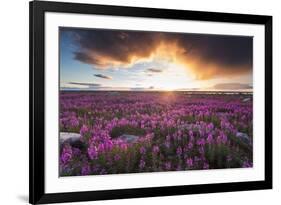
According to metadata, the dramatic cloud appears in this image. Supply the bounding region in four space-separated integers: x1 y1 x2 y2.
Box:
212 83 253 90
61 27 253 80
93 74 112 79
67 28 160 68
68 82 101 87
146 68 163 73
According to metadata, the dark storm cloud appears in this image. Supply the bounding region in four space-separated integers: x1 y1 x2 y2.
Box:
175 34 253 79
61 27 253 79
68 82 101 87
176 34 253 69
146 68 163 73
63 27 160 67
93 74 112 79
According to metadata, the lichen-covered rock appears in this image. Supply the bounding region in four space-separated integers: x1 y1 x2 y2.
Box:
118 134 139 143
60 132 84 150
236 132 250 145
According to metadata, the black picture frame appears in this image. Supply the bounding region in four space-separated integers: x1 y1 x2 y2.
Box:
29 0 272 204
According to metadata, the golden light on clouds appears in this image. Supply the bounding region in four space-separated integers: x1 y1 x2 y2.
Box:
74 36 251 80
61 27 253 91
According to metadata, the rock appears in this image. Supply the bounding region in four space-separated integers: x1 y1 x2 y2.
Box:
179 124 193 130
60 132 80 144
236 132 250 144
60 132 84 149
242 98 251 102
118 134 139 143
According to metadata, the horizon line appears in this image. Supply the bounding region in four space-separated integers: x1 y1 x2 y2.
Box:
60 89 253 93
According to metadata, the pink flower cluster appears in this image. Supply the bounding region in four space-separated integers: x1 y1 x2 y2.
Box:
59 92 253 176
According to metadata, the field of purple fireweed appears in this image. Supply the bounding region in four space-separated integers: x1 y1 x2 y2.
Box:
59 91 253 176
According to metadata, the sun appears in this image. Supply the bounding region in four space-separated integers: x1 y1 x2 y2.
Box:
156 62 193 91
161 84 178 91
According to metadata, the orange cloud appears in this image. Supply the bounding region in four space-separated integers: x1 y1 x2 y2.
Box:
61 28 252 80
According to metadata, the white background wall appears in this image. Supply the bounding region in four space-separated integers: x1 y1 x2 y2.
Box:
0 0 279 204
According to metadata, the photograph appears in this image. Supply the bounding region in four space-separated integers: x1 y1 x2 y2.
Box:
59 27 253 176
28 1 272 203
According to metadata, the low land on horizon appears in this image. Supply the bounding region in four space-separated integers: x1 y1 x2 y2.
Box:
60 90 253 94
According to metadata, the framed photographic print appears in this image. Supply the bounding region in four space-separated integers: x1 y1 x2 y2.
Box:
29 0 272 204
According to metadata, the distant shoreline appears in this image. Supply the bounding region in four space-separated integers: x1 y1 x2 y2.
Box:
60 90 253 95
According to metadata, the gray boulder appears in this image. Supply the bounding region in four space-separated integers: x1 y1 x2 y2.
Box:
242 98 251 102
60 132 84 149
118 134 139 143
236 132 250 145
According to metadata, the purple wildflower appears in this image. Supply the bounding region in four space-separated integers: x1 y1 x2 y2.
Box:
242 160 253 168
176 147 182 157
139 146 146 155
206 133 213 144
80 124 89 136
139 159 146 169
88 145 98 160
152 145 160 155
217 132 228 144
186 158 193 168
81 164 91 175
60 145 72 164
203 162 209 169
165 161 171 170
114 154 121 161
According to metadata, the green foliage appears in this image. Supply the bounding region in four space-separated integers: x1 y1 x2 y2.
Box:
180 115 196 123
60 125 80 133
228 133 252 154
110 125 146 138
204 143 246 169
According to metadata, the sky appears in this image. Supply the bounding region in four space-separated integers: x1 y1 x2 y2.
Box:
59 27 253 91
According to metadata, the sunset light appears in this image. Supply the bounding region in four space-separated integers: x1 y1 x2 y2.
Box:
60 27 253 92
